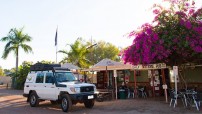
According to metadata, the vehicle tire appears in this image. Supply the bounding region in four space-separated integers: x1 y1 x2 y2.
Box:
84 99 95 108
61 94 72 112
29 92 39 107
50 100 57 105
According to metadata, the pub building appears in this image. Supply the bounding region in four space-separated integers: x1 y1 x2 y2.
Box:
94 63 202 101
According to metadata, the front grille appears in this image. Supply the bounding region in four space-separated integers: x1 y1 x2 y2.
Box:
80 86 94 92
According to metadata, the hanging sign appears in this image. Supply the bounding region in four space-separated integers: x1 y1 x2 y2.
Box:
134 63 166 70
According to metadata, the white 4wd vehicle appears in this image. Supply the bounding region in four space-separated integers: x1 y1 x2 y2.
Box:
23 63 97 112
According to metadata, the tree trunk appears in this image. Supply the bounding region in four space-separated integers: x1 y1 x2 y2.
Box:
16 54 18 72
14 49 19 89
179 66 187 90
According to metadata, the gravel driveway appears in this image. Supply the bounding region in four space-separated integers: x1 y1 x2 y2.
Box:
0 88 201 114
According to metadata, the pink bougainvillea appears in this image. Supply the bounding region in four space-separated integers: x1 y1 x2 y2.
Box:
124 0 202 66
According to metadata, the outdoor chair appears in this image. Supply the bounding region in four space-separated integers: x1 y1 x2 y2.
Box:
138 87 147 98
192 91 202 111
127 88 134 98
169 89 185 108
170 90 178 108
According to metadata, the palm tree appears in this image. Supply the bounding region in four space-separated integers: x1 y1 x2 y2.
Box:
58 38 90 68
1 28 33 87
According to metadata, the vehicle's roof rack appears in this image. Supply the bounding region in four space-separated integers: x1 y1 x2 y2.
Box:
53 67 70 71
30 63 61 71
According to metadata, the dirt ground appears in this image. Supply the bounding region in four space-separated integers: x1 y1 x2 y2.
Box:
0 88 201 114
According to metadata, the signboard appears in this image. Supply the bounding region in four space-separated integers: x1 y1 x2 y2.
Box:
113 70 117 77
134 63 166 70
173 66 179 82
162 84 168 89
173 66 178 76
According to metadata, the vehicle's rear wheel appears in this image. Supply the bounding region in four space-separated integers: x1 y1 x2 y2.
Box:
61 94 72 112
29 92 39 107
84 99 95 108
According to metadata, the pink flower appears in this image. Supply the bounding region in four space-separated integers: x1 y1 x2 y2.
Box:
180 19 184 25
189 9 195 15
146 28 152 35
185 3 189 7
199 40 202 45
176 11 187 18
185 21 192 29
170 0 178 4
192 1 195 5
129 31 136 37
153 9 160 15
194 46 202 52
153 33 159 41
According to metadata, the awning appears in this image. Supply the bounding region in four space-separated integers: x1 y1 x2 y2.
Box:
82 58 133 71
61 63 80 70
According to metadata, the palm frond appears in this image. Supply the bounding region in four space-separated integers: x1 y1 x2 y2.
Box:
20 44 33 53
4 41 12 50
21 34 32 42
2 47 16 59
0 37 9 42
58 50 69 55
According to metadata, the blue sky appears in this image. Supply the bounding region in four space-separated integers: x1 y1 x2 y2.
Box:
0 0 201 69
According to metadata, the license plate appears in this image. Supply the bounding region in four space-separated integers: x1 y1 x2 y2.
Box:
88 95 94 99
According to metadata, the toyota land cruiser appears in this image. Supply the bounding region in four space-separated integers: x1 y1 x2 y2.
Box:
23 63 97 112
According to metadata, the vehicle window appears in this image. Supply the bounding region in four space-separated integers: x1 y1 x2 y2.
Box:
45 73 54 83
36 73 44 83
55 72 76 82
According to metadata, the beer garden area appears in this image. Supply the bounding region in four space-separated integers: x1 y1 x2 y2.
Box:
84 62 202 103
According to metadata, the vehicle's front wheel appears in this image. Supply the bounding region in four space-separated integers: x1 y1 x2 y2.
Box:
29 92 39 107
84 99 95 108
61 94 72 112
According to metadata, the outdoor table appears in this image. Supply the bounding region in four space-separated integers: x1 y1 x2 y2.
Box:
179 90 198 109
97 90 113 101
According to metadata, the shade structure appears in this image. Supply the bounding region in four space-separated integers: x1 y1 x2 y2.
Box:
82 58 133 71
93 58 122 67
82 58 131 100
61 63 80 70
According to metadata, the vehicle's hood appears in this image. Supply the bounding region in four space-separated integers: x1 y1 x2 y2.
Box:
59 82 95 87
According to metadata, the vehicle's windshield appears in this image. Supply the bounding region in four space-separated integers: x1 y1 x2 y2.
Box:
55 72 76 82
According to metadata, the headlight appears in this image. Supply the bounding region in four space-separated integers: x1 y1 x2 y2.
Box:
75 87 80 93
70 87 80 93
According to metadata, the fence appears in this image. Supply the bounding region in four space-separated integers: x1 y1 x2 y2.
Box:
0 76 12 89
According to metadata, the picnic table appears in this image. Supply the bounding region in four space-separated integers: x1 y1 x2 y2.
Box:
96 89 113 102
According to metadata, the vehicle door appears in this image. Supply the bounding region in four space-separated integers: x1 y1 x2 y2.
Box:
43 72 57 100
35 72 45 98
